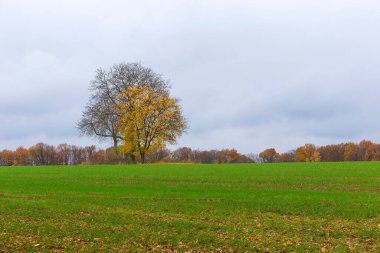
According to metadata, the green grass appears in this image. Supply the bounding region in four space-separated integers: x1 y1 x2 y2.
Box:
0 162 379 252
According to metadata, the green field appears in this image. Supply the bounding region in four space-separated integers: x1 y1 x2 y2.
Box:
0 163 379 252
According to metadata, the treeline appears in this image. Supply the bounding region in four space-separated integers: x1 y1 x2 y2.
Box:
258 140 380 163
0 143 252 166
2 140 380 166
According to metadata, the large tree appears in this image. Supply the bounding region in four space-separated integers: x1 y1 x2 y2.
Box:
78 62 185 162
78 63 170 154
117 85 186 163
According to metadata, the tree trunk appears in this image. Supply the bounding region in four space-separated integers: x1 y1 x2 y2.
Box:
140 153 145 164
130 154 136 164
113 137 118 154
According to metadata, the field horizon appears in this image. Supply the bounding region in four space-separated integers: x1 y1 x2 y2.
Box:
0 162 379 252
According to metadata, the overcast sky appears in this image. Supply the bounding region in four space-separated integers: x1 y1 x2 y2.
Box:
1 0 380 153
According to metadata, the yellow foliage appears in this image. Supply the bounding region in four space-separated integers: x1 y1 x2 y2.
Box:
117 85 186 163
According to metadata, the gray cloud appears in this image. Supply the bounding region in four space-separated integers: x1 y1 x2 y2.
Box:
1 0 380 153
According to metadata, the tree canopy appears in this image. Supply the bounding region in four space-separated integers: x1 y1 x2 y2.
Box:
118 86 186 163
78 62 186 163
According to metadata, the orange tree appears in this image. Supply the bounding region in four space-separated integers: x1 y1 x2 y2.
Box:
259 148 279 163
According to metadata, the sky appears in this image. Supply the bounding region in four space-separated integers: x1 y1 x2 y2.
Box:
1 0 380 154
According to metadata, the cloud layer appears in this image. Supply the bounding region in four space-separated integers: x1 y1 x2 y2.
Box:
1 0 380 153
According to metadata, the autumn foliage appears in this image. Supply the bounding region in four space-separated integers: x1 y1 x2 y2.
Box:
258 140 380 163
0 143 252 166
259 148 279 163
1 140 380 166
117 85 186 163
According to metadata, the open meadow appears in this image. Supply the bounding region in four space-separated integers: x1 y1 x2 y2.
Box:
0 162 379 252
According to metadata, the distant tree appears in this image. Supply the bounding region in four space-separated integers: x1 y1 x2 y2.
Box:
56 144 71 165
224 149 241 163
103 147 127 164
277 151 295 162
364 143 380 161
259 148 279 163
146 148 170 163
295 144 317 162
14 146 30 165
342 142 359 161
215 149 241 163
358 140 374 161
310 150 321 162
82 145 97 164
0 150 15 166
199 150 218 164
171 147 192 162
238 155 255 163
70 146 83 165
28 143 57 165
319 144 344 162
91 149 106 164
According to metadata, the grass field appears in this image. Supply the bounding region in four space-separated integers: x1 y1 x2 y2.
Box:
0 163 379 252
